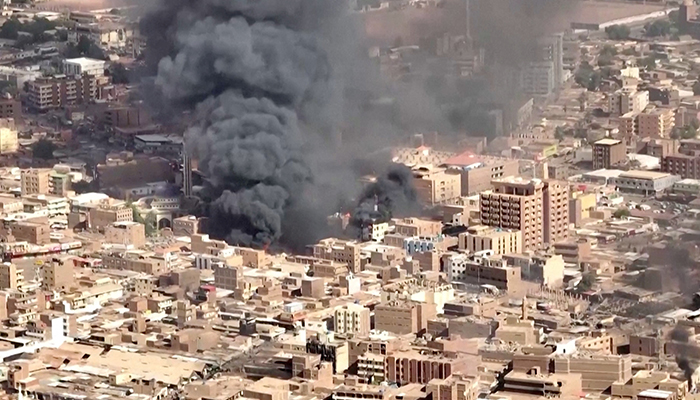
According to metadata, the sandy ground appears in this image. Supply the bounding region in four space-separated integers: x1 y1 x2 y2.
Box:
362 0 667 47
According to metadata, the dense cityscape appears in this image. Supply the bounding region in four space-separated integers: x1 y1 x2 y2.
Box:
1 1 700 400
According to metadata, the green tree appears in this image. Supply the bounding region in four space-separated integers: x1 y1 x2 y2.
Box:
613 208 631 219
0 18 21 40
597 54 614 67
605 24 631 40
621 47 638 56
554 126 565 141
644 20 672 37
76 35 105 59
640 55 659 70
578 273 597 292
600 44 618 58
32 139 56 160
693 81 700 96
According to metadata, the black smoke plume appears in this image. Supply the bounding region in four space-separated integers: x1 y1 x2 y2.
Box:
143 0 422 248
350 164 420 238
670 325 698 385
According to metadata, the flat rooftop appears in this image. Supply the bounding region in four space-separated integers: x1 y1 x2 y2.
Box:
618 170 671 180
594 138 622 146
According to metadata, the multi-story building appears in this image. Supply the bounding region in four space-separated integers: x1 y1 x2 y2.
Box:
538 33 564 88
0 263 24 290
393 217 442 237
442 152 519 196
521 61 555 97
102 252 168 275
610 170 681 195
49 173 71 197
608 89 649 117
592 138 626 170
637 107 675 138
214 264 242 291
412 166 461 205
480 177 544 251
458 225 522 255
311 238 361 273
172 215 201 237
104 221 146 248
386 350 471 385
334 304 371 337
661 154 700 179
374 301 436 335
21 169 51 196
543 180 569 245
40 260 73 291
0 118 17 154
617 112 637 143
0 97 21 120
63 57 105 77
444 253 523 293
11 221 50 245
26 74 101 112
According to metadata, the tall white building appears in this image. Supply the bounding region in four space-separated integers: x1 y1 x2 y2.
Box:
63 57 105 77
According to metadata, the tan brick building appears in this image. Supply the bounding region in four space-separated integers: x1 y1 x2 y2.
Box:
374 301 436 335
11 221 50 245
105 221 146 248
412 167 461 205
334 303 371 337
592 138 626 170
21 169 51 196
543 180 569 245
480 177 544 251
458 225 522 255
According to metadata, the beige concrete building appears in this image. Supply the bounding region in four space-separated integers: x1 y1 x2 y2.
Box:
40 261 73 291
608 88 648 116
102 253 168 275
593 138 626 170
334 303 371 337
374 301 436 335
480 177 544 251
172 215 201 236
21 169 51 196
0 118 18 154
0 263 24 290
412 167 461 205
311 238 361 273
386 350 473 385
214 264 242 291
543 180 569 245
458 225 522 255
105 221 146 248
393 217 442 237
442 152 520 195
637 107 675 138
11 221 50 245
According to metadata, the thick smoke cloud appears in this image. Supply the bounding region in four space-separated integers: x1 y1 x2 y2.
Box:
350 165 420 237
144 0 421 248
669 325 698 385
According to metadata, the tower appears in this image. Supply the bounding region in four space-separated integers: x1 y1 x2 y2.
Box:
182 143 193 198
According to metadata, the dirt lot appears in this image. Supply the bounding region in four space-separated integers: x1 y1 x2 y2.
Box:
362 0 667 47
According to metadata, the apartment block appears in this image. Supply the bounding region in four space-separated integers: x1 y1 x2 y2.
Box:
480 177 544 251
334 304 371 337
10 221 50 245
393 217 442 237
311 238 361 273
0 118 17 154
413 167 461 205
40 261 73 291
385 351 470 385
26 74 101 111
608 88 648 116
592 138 626 170
214 264 242 291
21 169 51 196
374 301 436 335
661 154 700 179
442 152 519 195
172 215 201 237
0 97 21 120
637 108 675 138
0 263 24 290
458 225 522 255
105 221 146 248
444 253 523 294
543 180 569 245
